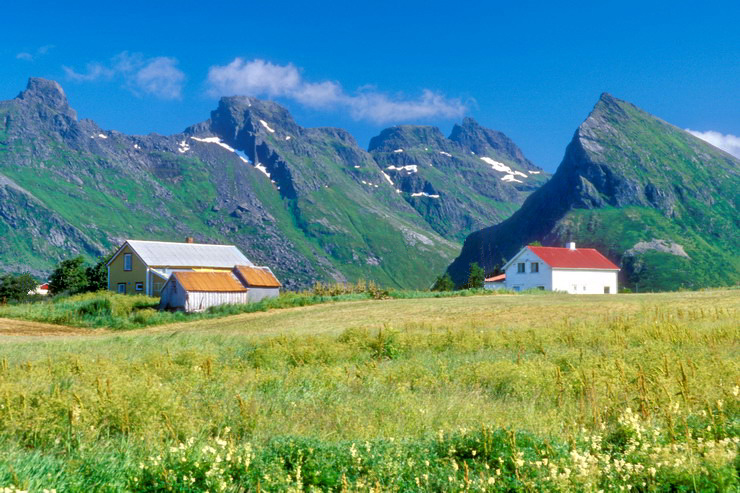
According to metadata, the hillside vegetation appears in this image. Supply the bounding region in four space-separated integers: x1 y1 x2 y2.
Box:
448 93 740 291
0 290 737 491
0 78 547 289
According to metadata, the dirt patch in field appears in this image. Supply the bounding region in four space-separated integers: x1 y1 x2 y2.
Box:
0 318 102 338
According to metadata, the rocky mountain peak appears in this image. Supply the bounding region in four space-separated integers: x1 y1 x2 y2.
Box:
367 125 448 152
193 96 301 141
16 77 77 119
449 117 538 171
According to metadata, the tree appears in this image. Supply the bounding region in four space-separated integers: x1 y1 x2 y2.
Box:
85 251 115 292
0 272 37 302
431 273 455 291
49 256 88 295
466 262 485 289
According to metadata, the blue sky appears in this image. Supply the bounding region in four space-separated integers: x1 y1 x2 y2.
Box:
1 0 738 170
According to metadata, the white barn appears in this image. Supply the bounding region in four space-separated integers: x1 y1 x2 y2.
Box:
159 265 282 313
233 265 282 302
159 271 248 312
483 273 506 290
503 243 619 294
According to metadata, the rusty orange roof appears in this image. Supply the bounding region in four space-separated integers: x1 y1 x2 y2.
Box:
233 265 282 288
172 271 247 292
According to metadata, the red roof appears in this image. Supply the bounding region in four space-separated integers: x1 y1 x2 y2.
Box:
527 246 619 270
485 274 506 282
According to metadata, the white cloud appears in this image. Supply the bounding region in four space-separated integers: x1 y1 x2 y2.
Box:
206 58 468 123
63 52 185 100
127 56 185 100
686 129 740 159
16 45 54 62
63 62 114 82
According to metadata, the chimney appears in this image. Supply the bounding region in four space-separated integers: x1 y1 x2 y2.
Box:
185 237 194 244
566 242 576 250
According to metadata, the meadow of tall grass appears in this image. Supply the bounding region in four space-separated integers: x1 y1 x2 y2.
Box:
0 282 518 330
0 289 736 491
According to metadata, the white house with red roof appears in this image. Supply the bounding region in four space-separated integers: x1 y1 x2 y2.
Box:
502 242 619 294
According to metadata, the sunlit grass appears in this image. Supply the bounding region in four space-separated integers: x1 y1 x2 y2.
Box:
0 289 737 491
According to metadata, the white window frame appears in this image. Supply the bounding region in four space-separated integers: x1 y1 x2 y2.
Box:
123 253 132 271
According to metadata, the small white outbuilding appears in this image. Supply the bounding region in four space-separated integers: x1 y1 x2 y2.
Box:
158 265 282 313
503 243 619 294
233 265 282 302
483 273 506 290
159 271 248 312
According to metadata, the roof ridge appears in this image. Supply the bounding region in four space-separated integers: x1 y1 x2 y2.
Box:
127 239 238 247
529 246 600 251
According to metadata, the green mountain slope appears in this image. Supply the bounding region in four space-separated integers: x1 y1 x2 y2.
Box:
368 120 548 240
447 93 740 291
0 78 472 288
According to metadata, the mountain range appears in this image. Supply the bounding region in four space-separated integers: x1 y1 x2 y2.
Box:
447 93 740 291
0 78 545 288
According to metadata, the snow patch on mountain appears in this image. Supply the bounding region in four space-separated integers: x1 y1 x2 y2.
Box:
386 165 418 173
501 174 523 183
259 120 276 133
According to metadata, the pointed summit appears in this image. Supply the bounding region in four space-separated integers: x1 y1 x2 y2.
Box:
449 117 540 172
446 93 740 291
367 125 448 152
17 78 77 119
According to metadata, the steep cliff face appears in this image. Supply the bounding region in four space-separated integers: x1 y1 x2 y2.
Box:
447 94 740 291
0 79 464 288
368 120 548 240
183 95 462 287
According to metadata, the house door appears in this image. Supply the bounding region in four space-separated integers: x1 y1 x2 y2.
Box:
604 286 610 294
117 283 126 294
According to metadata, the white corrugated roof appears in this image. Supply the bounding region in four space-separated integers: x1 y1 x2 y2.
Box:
125 240 254 268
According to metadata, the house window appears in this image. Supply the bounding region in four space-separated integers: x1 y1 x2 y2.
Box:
135 282 143 292
513 286 521 292
117 283 126 294
517 263 525 273
583 285 586 291
123 253 132 271
537 286 545 290
531 262 539 273
604 286 610 294
573 284 577 292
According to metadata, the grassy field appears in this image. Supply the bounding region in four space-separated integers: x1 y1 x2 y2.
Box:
0 285 513 331
0 290 737 491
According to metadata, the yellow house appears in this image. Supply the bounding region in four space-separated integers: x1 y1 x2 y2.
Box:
106 239 253 296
